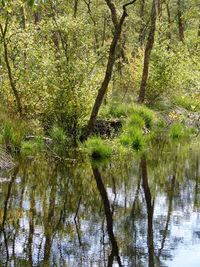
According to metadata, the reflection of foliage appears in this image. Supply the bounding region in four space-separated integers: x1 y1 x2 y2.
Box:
0 142 200 265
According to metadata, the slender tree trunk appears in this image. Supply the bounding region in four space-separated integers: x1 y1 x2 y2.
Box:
177 0 184 42
21 6 26 30
86 0 137 137
74 0 79 18
138 0 156 103
165 0 171 40
0 21 22 116
139 0 145 46
83 0 100 54
157 0 162 39
157 0 162 21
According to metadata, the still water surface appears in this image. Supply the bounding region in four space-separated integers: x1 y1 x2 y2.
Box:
0 142 200 266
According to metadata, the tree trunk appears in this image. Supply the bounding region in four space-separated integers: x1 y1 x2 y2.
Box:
0 21 22 116
138 0 156 103
86 0 136 137
74 0 79 18
177 0 184 42
165 0 171 40
139 0 145 46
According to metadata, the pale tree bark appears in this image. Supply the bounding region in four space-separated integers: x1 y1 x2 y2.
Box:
138 0 156 103
86 0 137 137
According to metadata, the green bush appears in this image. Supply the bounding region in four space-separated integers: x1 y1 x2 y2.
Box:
85 136 112 159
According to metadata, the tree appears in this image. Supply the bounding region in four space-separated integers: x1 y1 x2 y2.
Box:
86 0 137 137
138 0 156 103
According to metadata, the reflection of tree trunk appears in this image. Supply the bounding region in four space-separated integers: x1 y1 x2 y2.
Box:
92 166 122 267
43 184 56 264
138 0 156 103
158 174 175 260
74 196 82 246
1 168 18 229
194 157 199 210
28 186 36 265
140 155 154 267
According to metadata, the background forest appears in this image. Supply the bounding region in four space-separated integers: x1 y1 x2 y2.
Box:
0 0 200 152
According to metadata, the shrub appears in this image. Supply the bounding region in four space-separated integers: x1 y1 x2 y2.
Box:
85 136 112 159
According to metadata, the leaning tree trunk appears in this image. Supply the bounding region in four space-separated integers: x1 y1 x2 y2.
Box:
86 0 137 137
138 0 156 103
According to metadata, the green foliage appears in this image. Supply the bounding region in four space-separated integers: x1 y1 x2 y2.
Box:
128 113 145 128
1 119 28 150
120 125 145 151
49 126 67 154
128 104 155 129
173 95 200 111
85 136 112 159
108 103 127 118
21 141 35 156
169 123 191 140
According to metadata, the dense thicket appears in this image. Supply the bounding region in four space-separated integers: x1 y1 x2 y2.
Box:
0 0 200 141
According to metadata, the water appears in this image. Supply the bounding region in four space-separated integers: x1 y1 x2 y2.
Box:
0 141 200 266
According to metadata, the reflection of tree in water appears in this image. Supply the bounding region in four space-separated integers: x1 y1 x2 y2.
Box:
0 144 199 266
92 166 122 267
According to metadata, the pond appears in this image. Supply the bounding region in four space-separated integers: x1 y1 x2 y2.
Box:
0 141 200 266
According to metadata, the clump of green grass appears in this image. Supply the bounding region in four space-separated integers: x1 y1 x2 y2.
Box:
1 120 28 152
129 113 145 128
99 102 127 119
50 126 66 148
169 123 190 139
120 126 144 151
128 104 155 128
85 136 112 159
109 103 127 118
